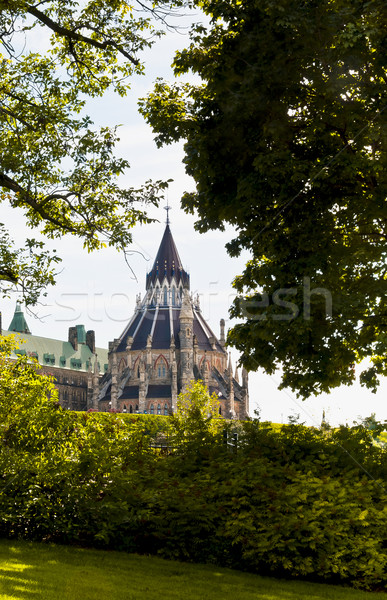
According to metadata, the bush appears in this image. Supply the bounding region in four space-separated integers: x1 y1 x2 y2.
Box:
0 348 385 590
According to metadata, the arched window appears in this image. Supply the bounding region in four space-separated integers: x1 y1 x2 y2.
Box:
133 359 140 378
172 287 176 306
164 404 169 415
129 405 133 414
135 404 139 412
155 356 167 378
150 404 154 415
157 404 161 415
163 285 168 305
219 406 222 415
158 364 166 378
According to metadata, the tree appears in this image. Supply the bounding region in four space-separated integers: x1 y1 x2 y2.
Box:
140 0 387 398
0 0 185 304
170 380 223 453
0 334 62 452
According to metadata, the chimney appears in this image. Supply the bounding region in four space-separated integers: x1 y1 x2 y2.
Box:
68 326 78 351
86 330 95 354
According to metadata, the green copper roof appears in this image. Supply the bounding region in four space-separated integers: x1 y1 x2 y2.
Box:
8 303 31 334
3 328 108 375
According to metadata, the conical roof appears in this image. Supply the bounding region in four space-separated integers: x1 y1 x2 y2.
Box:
146 224 190 289
115 224 225 355
8 302 31 334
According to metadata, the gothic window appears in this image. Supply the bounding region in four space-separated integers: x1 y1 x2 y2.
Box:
164 404 169 415
150 404 154 415
119 358 126 372
155 356 167 378
172 287 176 306
157 404 161 415
129 405 133 414
186 327 191 337
133 358 140 378
219 406 222 415
135 404 139 412
163 285 168 305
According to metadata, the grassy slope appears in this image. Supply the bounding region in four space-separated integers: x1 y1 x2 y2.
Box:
0 539 384 600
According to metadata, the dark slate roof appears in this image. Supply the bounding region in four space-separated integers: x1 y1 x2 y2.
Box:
131 309 153 350
120 385 139 400
116 306 225 354
146 225 190 289
114 225 225 356
147 385 172 398
152 310 171 349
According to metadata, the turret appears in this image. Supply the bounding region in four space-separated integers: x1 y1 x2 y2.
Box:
138 353 146 412
8 302 31 335
241 367 249 418
226 352 235 419
179 289 194 388
92 355 100 410
110 352 118 410
219 318 225 347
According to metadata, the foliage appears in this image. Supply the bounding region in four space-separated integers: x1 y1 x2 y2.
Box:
169 379 223 454
0 347 386 590
0 0 185 304
140 0 387 398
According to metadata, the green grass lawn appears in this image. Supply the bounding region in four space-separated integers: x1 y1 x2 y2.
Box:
0 539 384 600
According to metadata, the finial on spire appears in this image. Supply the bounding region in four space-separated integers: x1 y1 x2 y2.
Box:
164 199 171 225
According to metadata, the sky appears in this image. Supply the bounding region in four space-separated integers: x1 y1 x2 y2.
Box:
1 6 386 427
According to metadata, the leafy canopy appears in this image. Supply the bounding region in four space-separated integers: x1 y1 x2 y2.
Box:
0 0 186 304
140 0 387 398
170 380 223 455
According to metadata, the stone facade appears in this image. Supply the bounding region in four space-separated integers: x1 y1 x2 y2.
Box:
2 305 108 411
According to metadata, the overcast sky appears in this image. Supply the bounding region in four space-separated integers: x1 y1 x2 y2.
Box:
1 8 386 427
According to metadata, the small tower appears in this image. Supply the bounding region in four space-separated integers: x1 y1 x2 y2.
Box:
8 302 31 334
179 289 194 389
226 353 235 418
219 318 225 347
138 354 147 412
110 352 118 411
241 367 249 418
92 355 100 410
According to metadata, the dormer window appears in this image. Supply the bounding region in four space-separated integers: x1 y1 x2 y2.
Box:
163 285 168 305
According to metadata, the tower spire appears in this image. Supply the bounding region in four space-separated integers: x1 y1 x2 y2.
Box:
164 199 171 225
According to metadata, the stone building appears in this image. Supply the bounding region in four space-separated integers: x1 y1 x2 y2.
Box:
92 222 249 418
1 303 108 411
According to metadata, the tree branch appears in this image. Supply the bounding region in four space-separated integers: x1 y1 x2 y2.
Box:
27 4 140 66
0 172 77 233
